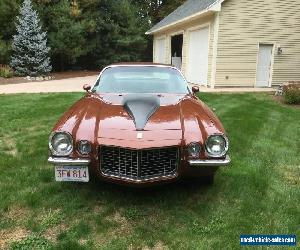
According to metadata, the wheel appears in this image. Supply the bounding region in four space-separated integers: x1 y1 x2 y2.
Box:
181 174 215 187
201 174 214 185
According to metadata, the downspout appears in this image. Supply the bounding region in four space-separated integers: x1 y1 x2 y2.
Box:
210 11 220 89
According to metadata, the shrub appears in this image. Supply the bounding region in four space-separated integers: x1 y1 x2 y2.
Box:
283 82 300 104
0 64 13 78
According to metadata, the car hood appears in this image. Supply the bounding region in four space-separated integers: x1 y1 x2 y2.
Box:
53 93 224 149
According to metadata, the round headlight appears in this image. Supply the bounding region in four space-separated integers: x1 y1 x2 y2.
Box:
77 140 92 155
205 135 228 157
187 142 201 157
49 132 73 156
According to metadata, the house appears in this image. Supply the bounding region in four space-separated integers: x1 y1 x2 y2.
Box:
146 0 300 88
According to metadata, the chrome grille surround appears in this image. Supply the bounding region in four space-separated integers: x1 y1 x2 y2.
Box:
99 146 179 181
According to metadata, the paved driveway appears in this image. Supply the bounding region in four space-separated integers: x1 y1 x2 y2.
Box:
0 75 98 94
0 75 276 94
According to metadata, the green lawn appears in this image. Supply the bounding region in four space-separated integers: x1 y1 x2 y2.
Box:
0 93 299 249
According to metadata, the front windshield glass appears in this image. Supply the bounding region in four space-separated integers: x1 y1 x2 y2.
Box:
92 66 189 94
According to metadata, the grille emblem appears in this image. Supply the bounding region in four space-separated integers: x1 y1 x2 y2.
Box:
137 132 143 139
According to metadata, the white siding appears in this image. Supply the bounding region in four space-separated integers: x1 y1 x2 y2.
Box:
215 0 300 87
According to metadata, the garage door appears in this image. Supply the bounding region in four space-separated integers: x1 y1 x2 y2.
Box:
154 38 166 64
186 27 209 85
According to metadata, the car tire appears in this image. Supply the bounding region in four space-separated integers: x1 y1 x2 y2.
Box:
201 174 214 185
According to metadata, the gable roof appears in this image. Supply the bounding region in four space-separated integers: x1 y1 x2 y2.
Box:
146 0 219 34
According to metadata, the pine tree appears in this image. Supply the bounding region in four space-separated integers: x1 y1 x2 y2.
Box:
11 0 51 76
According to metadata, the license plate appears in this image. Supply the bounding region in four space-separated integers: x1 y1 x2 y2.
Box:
55 166 89 182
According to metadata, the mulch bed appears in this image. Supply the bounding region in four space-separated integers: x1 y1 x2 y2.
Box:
0 70 99 85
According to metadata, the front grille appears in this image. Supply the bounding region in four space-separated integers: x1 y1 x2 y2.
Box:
100 146 179 180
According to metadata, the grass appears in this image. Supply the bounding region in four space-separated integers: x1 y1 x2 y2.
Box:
0 92 299 249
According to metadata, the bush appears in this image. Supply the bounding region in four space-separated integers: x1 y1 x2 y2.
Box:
0 64 13 78
283 82 300 104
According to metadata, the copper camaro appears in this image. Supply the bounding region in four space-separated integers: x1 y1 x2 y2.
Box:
48 63 230 186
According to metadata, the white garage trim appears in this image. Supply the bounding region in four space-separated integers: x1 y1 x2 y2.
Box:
187 22 210 32
210 13 220 88
169 30 185 37
268 44 276 87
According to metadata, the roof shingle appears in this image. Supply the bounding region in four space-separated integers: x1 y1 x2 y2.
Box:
147 0 218 34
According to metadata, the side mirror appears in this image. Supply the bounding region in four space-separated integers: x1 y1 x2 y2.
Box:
192 86 199 94
83 84 91 92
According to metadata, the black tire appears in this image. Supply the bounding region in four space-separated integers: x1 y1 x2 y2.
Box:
201 174 214 185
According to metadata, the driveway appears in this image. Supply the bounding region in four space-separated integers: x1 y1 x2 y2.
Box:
0 75 276 94
0 75 98 94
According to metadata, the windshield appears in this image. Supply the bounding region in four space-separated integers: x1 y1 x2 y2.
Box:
92 66 189 94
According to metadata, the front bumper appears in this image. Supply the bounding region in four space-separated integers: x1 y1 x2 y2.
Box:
48 157 90 166
188 155 231 167
47 155 230 185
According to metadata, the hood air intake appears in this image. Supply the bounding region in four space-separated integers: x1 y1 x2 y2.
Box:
122 94 160 131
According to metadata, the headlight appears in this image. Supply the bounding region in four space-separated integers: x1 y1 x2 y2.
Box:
49 132 73 156
187 142 201 158
77 140 92 155
205 135 228 157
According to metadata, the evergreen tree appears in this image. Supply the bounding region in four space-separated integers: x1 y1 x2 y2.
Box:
11 0 51 76
0 0 183 70
0 0 19 64
77 0 148 68
42 0 87 71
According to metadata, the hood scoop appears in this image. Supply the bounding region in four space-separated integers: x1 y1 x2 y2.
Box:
122 94 160 131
